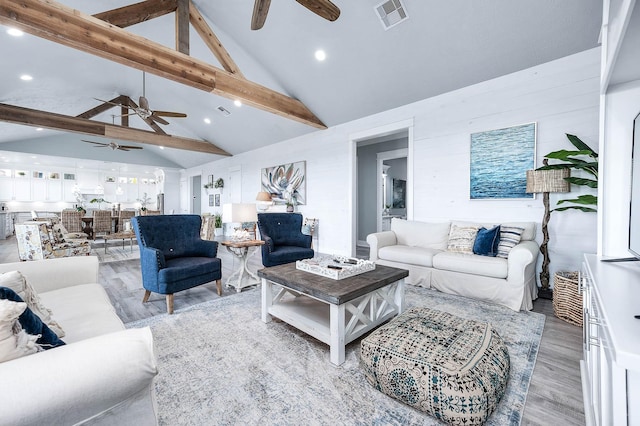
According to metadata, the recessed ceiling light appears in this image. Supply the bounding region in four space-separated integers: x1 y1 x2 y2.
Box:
159 146 165 150
35 128 43 131
204 118 211 124
7 28 23 37
20 74 33 81
315 49 326 61
234 100 242 107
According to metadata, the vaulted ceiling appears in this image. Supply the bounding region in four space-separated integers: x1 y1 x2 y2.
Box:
0 0 602 170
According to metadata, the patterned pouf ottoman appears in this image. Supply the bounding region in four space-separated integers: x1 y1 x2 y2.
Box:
360 307 510 425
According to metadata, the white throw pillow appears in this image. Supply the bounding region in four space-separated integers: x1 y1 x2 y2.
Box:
446 225 479 253
496 226 525 258
0 299 39 363
0 271 65 338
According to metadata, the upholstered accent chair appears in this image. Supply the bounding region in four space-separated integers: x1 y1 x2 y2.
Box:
257 213 314 267
132 214 223 314
15 221 91 261
117 209 136 232
61 209 85 233
92 209 112 238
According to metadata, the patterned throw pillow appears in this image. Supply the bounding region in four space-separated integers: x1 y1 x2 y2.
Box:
0 299 39 363
447 225 479 253
0 271 65 338
496 226 525 258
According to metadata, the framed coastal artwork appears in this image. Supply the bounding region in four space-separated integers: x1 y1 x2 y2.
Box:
470 123 536 199
261 161 306 205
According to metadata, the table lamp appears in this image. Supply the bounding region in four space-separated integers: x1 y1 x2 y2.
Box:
526 161 570 299
256 191 273 211
222 203 258 239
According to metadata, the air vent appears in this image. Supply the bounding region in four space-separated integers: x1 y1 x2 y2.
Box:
374 0 408 30
216 106 231 116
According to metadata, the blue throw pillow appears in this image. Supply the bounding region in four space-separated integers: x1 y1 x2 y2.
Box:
0 287 65 349
473 226 501 257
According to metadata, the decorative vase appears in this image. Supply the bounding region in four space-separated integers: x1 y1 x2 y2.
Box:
286 205 294 213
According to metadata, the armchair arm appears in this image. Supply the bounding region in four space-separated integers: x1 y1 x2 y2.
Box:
0 328 158 426
139 245 165 271
262 235 274 253
190 239 219 257
366 231 397 261
506 240 540 285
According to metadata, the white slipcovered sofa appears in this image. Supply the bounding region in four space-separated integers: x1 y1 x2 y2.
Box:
0 256 159 426
367 218 539 311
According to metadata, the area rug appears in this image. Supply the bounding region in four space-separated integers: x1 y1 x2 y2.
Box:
90 240 140 263
127 285 545 425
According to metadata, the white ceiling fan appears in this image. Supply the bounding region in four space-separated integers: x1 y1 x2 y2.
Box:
81 139 143 152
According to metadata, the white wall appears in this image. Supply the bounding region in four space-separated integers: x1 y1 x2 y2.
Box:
186 48 601 286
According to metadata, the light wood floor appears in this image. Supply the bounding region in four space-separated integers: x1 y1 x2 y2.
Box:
0 236 585 425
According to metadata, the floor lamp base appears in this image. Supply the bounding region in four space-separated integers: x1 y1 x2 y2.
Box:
538 287 553 300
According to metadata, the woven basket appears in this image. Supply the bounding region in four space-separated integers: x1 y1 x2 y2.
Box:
552 271 582 327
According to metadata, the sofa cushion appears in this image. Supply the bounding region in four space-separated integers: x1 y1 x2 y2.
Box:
39 284 124 344
378 245 441 267
496 226 525 259
473 226 501 257
432 252 508 279
446 225 479 253
391 219 450 250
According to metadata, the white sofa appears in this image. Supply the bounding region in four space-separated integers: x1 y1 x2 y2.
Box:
0 256 159 426
367 218 539 311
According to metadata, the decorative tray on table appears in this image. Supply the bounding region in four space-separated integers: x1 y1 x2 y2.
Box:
296 255 376 280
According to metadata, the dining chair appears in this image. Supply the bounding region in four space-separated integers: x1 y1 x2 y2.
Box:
92 210 113 238
118 210 136 232
61 209 85 233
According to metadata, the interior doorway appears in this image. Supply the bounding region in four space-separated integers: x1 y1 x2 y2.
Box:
350 119 414 256
191 175 201 215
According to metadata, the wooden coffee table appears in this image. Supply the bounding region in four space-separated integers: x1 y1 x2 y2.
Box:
258 262 408 366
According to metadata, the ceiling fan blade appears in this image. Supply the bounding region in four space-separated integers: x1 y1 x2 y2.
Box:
150 113 170 126
118 145 144 150
295 0 340 22
153 111 187 118
251 0 271 30
81 139 109 147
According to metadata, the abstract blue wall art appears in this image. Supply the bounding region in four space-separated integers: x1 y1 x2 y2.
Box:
470 123 536 199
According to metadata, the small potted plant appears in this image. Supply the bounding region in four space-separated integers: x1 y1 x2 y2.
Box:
214 213 223 236
214 178 224 189
137 192 152 214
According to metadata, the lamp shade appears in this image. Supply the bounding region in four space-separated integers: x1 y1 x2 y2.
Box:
222 203 257 223
526 169 570 193
256 191 272 202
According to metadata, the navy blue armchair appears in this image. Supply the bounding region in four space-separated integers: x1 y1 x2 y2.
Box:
257 213 314 267
132 214 222 314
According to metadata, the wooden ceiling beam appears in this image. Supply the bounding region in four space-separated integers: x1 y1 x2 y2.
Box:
0 0 325 129
188 1 244 76
76 95 129 119
92 0 177 28
175 0 189 54
0 103 231 156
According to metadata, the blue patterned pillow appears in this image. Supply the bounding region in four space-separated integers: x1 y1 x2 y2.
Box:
0 287 65 350
473 225 501 257
496 226 525 259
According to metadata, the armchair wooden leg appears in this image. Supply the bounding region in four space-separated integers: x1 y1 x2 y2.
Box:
142 290 151 303
215 279 222 296
166 294 174 314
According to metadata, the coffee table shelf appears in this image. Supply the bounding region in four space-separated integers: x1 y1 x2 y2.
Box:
259 263 408 366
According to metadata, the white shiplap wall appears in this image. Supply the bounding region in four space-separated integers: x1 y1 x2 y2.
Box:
187 48 601 285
